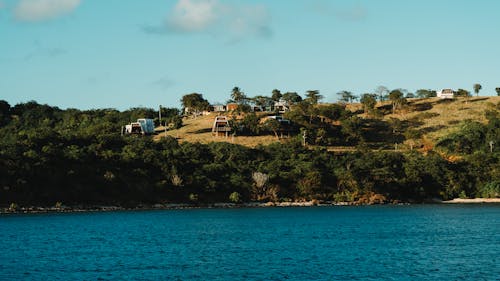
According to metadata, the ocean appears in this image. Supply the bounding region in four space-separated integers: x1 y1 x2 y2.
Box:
1 205 499 280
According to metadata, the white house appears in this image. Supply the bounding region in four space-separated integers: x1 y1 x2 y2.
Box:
437 89 454 99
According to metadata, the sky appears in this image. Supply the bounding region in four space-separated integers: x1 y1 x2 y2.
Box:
1 0 500 110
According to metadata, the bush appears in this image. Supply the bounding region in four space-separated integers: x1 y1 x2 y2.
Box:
478 181 500 198
229 192 241 203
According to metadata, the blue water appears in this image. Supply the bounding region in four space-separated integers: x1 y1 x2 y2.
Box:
1 205 499 280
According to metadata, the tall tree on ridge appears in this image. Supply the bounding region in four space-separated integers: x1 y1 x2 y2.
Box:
473 83 482 97
337 91 357 103
375 86 389 102
305 90 323 105
231 87 247 104
271 89 282 102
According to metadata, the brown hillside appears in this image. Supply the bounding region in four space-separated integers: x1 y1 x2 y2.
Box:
157 96 500 149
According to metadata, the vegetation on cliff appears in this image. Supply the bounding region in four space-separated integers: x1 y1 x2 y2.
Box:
0 97 499 207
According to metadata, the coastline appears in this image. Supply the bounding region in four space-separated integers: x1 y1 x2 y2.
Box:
0 201 373 214
442 198 500 204
2 198 499 215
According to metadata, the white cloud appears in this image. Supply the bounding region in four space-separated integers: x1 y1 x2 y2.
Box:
168 0 218 32
15 0 81 22
144 0 272 40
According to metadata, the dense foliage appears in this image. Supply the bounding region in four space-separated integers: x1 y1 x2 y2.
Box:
0 100 498 207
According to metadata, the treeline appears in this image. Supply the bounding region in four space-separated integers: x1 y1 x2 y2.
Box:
0 100 499 207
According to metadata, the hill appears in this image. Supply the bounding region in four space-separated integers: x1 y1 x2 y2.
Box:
157 96 500 149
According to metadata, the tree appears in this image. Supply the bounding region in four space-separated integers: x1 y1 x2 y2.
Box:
404 129 422 150
495 87 500 96
473 83 482 97
337 91 357 103
415 89 436 98
456 88 471 103
181 93 209 118
305 90 323 105
0 100 11 126
360 94 377 114
229 192 241 203
271 89 282 102
263 118 281 139
456 89 470 97
231 87 247 104
374 86 389 102
253 95 273 109
388 89 406 114
282 92 302 104
405 92 415 99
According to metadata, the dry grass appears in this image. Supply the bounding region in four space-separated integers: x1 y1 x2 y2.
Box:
383 96 499 142
154 113 281 147
155 96 499 148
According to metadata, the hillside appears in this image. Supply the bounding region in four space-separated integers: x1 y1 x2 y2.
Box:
158 96 500 149
155 113 279 147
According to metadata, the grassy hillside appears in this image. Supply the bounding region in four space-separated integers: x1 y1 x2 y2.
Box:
158 96 500 149
154 113 278 147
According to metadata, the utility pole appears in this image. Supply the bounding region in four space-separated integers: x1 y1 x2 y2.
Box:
159 105 162 127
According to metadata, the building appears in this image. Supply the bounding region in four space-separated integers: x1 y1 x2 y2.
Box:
123 118 155 135
273 100 290 113
437 89 454 99
211 104 226 112
212 116 232 137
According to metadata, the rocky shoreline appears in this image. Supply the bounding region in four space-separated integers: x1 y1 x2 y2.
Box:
2 198 499 214
0 201 372 214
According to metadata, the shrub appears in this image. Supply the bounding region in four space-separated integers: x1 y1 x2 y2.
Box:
229 192 241 203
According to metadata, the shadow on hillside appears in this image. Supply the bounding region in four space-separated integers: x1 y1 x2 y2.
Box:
468 97 489 103
436 99 456 105
191 128 212 134
377 104 393 115
410 102 433 111
418 125 446 134
361 119 403 143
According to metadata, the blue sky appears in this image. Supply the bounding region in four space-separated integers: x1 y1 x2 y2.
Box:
1 0 499 110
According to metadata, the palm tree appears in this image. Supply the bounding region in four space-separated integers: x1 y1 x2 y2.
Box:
231 87 247 104
473 83 482 97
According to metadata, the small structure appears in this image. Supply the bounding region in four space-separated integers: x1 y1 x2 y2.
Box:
273 100 290 113
212 116 232 137
123 118 155 135
437 89 454 99
266 115 291 125
211 104 227 112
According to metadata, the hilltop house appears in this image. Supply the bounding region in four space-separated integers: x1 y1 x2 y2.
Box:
273 100 290 113
437 89 454 99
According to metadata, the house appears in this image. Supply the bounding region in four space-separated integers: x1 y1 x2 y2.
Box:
437 89 454 99
212 116 232 137
211 104 226 112
123 118 155 135
273 100 290 113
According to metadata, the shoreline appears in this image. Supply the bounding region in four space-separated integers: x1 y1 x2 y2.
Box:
1 198 499 215
442 198 500 204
